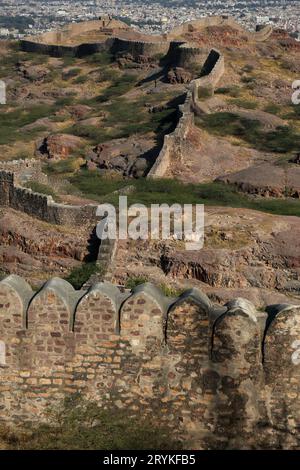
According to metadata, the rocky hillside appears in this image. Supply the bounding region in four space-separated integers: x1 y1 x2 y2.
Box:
0 20 299 304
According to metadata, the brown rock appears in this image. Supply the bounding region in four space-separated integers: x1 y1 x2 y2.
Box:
36 133 84 160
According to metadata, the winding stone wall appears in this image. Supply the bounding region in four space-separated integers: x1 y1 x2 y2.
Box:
0 274 299 449
0 170 97 226
148 48 224 178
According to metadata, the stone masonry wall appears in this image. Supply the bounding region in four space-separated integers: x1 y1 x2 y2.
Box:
0 159 47 186
0 170 97 226
148 48 224 179
0 275 300 449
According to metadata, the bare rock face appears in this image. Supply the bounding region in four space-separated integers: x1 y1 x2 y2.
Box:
0 208 94 285
167 67 192 84
36 133 84 160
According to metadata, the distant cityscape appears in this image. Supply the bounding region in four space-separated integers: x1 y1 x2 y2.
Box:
0 0 299 39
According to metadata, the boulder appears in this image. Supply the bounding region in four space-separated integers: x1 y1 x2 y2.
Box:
36 133 84 160
167 67 192 84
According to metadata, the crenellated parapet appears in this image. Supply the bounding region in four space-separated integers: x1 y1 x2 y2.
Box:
0 169 98 226
0 274 299 448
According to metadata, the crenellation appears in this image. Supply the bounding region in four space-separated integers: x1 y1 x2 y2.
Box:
0 274 299 447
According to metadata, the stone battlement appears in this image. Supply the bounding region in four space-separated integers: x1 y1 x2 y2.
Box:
1 274 300 448
0 169 97 226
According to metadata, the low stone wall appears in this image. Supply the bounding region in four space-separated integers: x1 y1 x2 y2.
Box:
0 158 47 185
0 170 97 226
0 274 299 449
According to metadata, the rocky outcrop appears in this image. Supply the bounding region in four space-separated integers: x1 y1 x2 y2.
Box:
36 133 84 160
217 162 300 199
167 67 192 84
86 136 155 177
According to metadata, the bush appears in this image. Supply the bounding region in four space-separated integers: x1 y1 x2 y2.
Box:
44 157 82 176
62 67 82 80
264 103 281 115
215 86 241 97
125 276 149 290
64 262 103 289
228 98 258 109
96 73 138 102
198 86 213 99
2 394 180 450
85 51 113 65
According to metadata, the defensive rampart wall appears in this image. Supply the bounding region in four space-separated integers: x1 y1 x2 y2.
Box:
148 48 224 178
0 170 97 226
0 274 299 449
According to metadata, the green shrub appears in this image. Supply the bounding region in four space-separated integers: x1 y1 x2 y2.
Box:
64 262 103 289
215 86 241 97
62 55 77 67
228 98 258 109
159 283 184 297
125 276 149 290
2 394 180 450
196 113 300 153
62 67 82 80
96 73 138 102
73 75 88 84
85 51 114 65
264 103 281 115
44 157 82 176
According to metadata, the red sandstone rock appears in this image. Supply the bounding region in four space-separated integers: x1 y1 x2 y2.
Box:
37 133 85 160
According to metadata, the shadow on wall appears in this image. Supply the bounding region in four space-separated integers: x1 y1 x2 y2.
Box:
0 274 299 448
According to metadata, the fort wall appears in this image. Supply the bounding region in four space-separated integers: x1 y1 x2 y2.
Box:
110 37 170 60
168 15 273 41
0 170 97 226
0 159 47 185
0 274 299 449
148 48 224 178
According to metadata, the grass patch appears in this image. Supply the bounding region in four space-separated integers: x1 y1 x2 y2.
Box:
0 104 57 145
228 98 258 109
96 73 138 103
264 103 281 115
198 86 213 100
125 276 149 290
69 173 300 217
44 157 82 176
24 182 61 202
196 112 300 153
215 86 241 97
85 51 114 65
